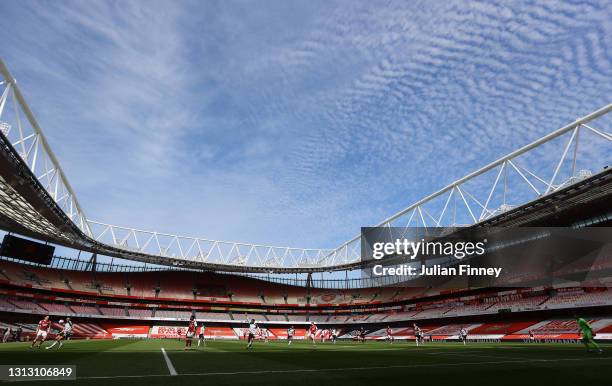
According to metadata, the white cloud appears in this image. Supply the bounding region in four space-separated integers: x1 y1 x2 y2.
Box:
0 0 610 251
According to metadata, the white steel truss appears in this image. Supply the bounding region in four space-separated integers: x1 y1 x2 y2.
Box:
0 58 610 271
86 220 334 269
0 60 91 238
320 105 612 267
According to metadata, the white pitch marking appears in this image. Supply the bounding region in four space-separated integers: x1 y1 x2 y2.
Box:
161 348 177 376
8 356 606 382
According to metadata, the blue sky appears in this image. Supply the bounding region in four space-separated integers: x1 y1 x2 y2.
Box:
0 0 610 251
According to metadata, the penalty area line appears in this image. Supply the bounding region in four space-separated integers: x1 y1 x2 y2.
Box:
161 348 177 376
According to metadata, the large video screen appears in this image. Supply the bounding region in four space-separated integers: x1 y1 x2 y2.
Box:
0 234 54 265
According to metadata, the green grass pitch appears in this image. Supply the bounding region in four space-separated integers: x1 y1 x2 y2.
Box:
0 339 610 385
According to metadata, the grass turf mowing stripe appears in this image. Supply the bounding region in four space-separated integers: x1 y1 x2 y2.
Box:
10 356 603 381
161 348 177 376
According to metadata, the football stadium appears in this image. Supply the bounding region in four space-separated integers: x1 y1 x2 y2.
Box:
0 1 611 385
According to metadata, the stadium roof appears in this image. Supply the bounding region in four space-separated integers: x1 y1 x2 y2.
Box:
0 59 610 273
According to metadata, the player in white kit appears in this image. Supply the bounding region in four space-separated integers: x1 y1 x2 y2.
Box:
198 324 206 347
246 319 258 349
46 317 73 349
287 326 295 345
460 327 468 345
413 323 422 347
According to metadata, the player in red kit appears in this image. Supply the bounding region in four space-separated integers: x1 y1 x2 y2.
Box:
308 322 318 345
31 315 50 349
386 326 394 344
184 315 197 350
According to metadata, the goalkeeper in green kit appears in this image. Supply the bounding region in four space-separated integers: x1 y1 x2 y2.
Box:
575 315 602 353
